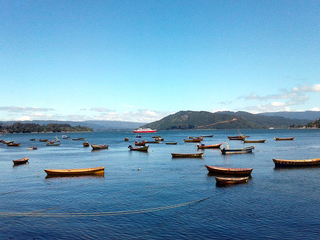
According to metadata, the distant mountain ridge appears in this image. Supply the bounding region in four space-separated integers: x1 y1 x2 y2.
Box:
0 120 144 131
142 110 311 130
258 111 320 120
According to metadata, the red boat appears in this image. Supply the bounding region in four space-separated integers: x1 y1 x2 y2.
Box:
132 128 157 133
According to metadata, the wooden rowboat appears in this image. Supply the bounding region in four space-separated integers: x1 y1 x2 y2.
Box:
166 142 178 145
171 152 204 158
124 138 129 141
134 141 146 146
242 139 266 143
7 143 20 147
39 139 48 142
221 146 254 155
228 135 247 140
183 138 202 143
273 158 320 167
274 137 295 141
91 144 109 150
83 142 90 147
201 135 214 137
205 165 253 176
72 138 86 141
44 167 105 176
197 143 222 149
13 157 29 165
46 143 60 146
28 147 37 150
215 176 249 185
128 145 149 151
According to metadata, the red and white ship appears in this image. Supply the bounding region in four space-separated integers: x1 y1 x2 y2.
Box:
132 128 157 133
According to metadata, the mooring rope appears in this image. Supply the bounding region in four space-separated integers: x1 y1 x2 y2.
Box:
0 196 212 218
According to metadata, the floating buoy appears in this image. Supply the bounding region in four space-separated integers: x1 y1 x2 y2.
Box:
138 168 141 171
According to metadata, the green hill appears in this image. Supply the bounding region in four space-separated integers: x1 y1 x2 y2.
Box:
142 110 309 130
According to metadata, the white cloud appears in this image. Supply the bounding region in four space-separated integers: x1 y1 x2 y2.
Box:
0 106 55 112
293 83 320 92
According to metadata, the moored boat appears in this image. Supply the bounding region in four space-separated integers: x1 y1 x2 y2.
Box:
29 138 35 141
44 167 105 176
46 142 60 146
242 139 266 143
72 137 86 141
39 139 48 142
28 147 37 150
13 157 29 165
197 143 222 149
62 135 70 139
166 142 178 145
171 152 204 158
91 144 109 150
221 146 254 155
274 137 295 141
228 135 247 140
201 135 214 137
183 138 202 143
124 138 129 141
128 145 149 151
134 141 147 146
145 140 161 144
215 176 249 185
83 142 90 147
205 165 253 176
133 128 157 133
273 158 320 167
7 142 20 147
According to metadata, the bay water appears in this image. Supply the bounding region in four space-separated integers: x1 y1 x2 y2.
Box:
1 129 320 239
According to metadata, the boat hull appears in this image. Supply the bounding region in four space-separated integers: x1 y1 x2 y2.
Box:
242 139 266 143
221 146 254 155
128 145 149 151
274 137 295 141
273 158 320 167
91 144 109 150
13 157 29 165
171 153 204 158
205 165 253 176
197 143 222 149
215 176 249 185
44 167 105 176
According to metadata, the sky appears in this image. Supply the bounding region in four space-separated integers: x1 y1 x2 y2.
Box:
1 0 320 123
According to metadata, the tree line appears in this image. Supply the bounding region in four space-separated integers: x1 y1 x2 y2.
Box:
0 122 93 133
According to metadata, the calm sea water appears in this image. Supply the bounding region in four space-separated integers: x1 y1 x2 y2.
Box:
1 129 320 239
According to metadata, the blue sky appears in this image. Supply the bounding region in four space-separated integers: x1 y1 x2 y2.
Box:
1 0 319 123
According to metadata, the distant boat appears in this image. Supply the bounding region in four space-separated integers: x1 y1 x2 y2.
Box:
205 165 253 176
39 139 48 142
273 158 320 167
183 138 202 143
91 144 109 150
171 152 204 158
228 135 247 140
46 142 60 146
166 142 178 145
124 138 129 141
215 176 249 185
145 140 161 144
29 138 35 141
13 157 29 165
221 146 254 155
62 135 70 139
274 137 295 141
28 147 37 150
72 137 86 141
201 135 214 137
3 140 14 144
55 136 60 142
83 142 90 147
134 141 147 146
133 128 157 133
7 142 20 147
242 139 266 143
128 145 149 152
44 167 105 176
197 143 222 149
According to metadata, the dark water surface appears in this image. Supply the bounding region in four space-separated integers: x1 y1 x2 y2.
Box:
1 129 320 239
